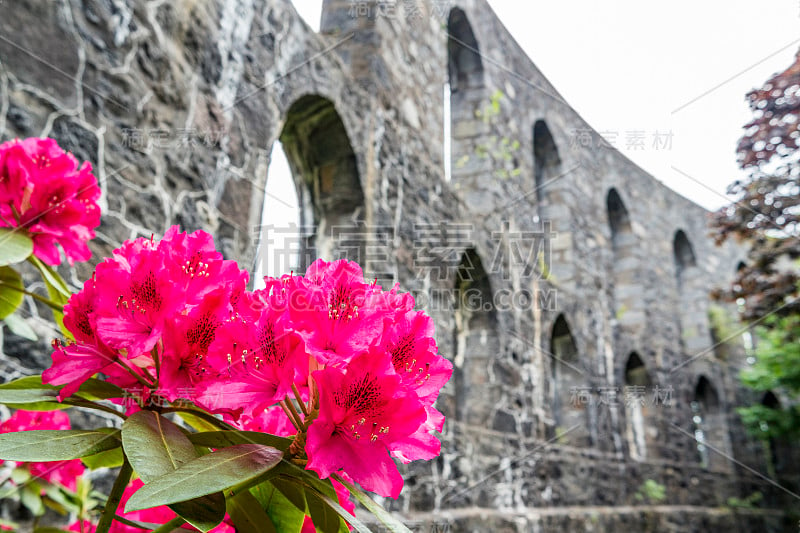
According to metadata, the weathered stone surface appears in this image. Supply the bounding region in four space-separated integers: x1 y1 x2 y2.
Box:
1 0 797 531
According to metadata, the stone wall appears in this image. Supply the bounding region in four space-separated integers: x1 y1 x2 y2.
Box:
0 0 796 531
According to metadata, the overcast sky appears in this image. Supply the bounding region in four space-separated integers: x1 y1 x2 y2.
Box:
284 1 800 211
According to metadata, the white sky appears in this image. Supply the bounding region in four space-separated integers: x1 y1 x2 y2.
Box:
277 1 800 213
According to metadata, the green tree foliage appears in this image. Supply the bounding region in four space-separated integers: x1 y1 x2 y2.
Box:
738 316 800 439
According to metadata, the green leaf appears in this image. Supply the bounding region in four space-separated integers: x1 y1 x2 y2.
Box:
76 379 126 401
0 228 33 266
0 387 59 404
0 376 125 411
270 462 367 533
0 429 120 461
336 476 410 533
271 477 307 513
21 482 44 516
250 480 306 533
82 446 125 470
29 255 71 339
226 489 277 533
0 375 53 390
41 482 78 515
177 411 223 432
10 468 30 486
307 489 344 533
125 444 283 512
1 375 124 398
28 255 71 298
4 312 37 340
301 482 368 533
187 430 293 451
0 266 24 320
122 411 226 532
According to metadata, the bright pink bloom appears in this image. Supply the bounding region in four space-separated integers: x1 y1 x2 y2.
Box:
43 277 120 399
0 137 100 265
378 310 452 463
284 259 387 366
159 225 248 303
306 350 426 498
93 227 247 360
92 240 184 359
197 295 308 417
0 410 86 491
46 226 250 403
231 406 296 437
158 289 233 403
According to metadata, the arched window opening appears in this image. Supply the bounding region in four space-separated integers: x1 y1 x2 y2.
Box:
254 142 301 287
692 376 728 470
279 95 364 266
446 8 484 188
447 8 483 94
624 352 653 460
606 188 632 246
673 229 697 284
453 249 499 424
533 120 561 202
606 188 642 327
550 314 589 445
760 391 792 476
673 229 713 354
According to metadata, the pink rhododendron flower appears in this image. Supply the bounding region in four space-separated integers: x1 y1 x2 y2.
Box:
231 405 296 437
198 294 308 417
159 225 248 302
44 226 249 404
43 277 120 400
378 310 452 463
38 225 450 504
92 239 185 359
158 289 234 403
306 350 427 498
0 137 100 265
0 410 85 491
284 260 388 366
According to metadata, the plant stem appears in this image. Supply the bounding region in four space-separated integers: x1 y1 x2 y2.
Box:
279 399 303 431
284 397 304 428
160 407 237 430
64 398 127 420
114 360 155 390
95 460 133 533
0 282 64 312
151 516 185 533
152 342 161 388
113 514 154 530
292 383 309 416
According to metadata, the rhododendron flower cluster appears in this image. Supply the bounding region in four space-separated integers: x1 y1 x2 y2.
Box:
0 410 85 491
0 137 101 265
44 226 452 500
